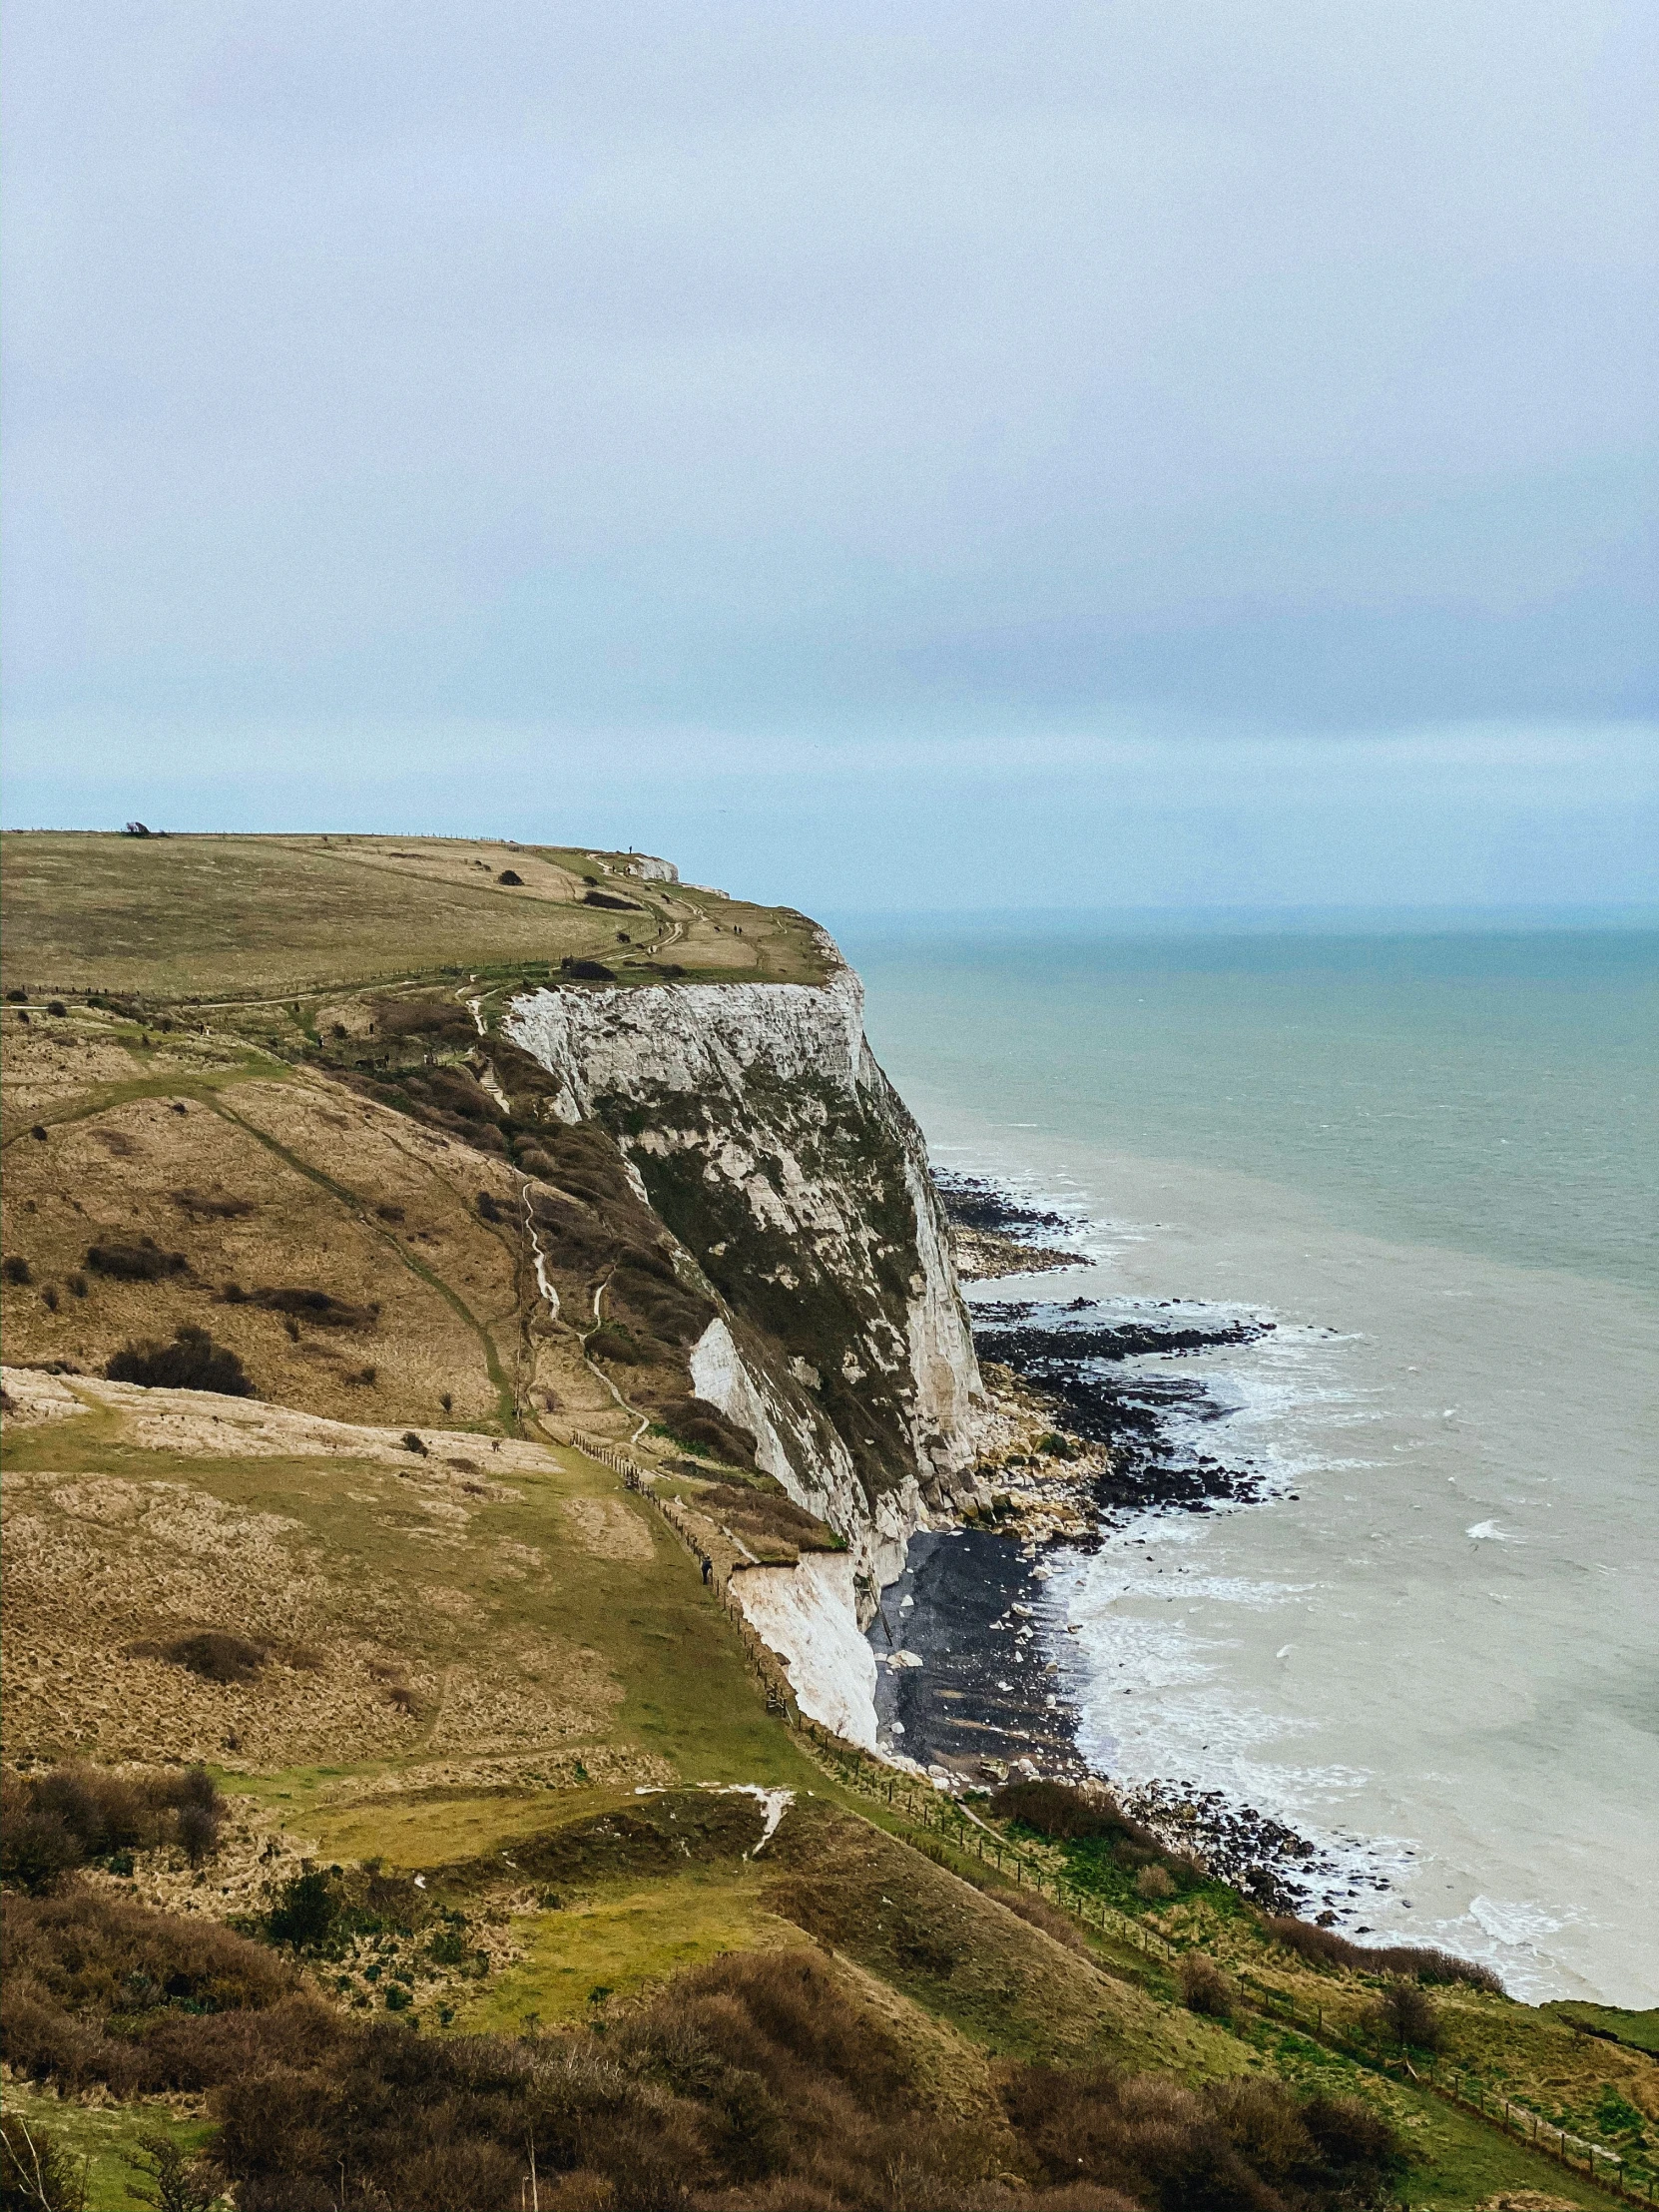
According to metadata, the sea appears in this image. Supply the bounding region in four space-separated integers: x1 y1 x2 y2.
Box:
830 913 1659 2009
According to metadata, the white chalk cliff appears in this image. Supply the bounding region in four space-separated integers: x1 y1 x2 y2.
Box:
505 936 980 1605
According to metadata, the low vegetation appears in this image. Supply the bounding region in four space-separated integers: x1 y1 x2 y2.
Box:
0 1767 226 1893
1265 1915 1505 1993
2 836 1648 2211
1 1889 1404 2212
105 1325 253 1394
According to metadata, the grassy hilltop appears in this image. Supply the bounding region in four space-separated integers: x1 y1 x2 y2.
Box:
2 832 1654 2210
0 829 827 1001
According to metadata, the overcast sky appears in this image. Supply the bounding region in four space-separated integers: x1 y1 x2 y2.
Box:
3 0 1654 909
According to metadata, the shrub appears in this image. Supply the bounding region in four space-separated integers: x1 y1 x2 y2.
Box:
170 1189 255 1220
1179 1953 1235 2018
497 868 523 884
1371 1978 1441 2051
561 959 616 981
588 1322 651 1366
0 2113 88 2211
401 1431 428 1455
123 2130 219 2212
1001 2064 1400 2210
476 1191 505 1223
1265 1915 1503 1992
249 1286 376 1329
990 1782 1158 1851
1134 1864 1176 1903
262 1870 341 1952
0 1766 226 1892
153 1632 267 1685
85 1241 187 1283
106 1328 253 1396
66 1274 87 1298
4 989 25 1003
2 1256 33 1285
2 1888 317 2099
41 1286 59 1312
47 1001 67 1018
2 1903 1402 2212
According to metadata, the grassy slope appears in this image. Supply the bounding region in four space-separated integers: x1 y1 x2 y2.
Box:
0 830 826 999
0 833 1645 2211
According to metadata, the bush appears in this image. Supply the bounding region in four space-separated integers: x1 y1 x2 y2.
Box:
1134 1864 1176 1903
66 1274 87 1298
496 868 523 884
170 1189 255 1221
2 1256 33 1285
0 2113 88 2211
47 1002 67 1018
1 1767 226 1893
262 1870 341 1952
1371 1978 1441 2051
1179 1953 1235 2018
1 1898 1404 2212
106 1328 253 1396
1002 2065 1400 2210
990 1782 1159 1851
85 1241 187 1283
151 1632 268 1685
249 1287 376 1329
1265 1915 1503 1992
123 2130 220 2212
2 1888 320 2100
475 1191 505 1223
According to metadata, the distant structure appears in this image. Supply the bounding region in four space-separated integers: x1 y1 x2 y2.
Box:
619 853 678 882
123 821 152 837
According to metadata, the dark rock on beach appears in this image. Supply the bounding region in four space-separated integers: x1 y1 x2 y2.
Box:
973 1298 1275 1515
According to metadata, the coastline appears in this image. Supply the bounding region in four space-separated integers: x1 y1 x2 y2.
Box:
877 1173 1344 1918
869 1153 1658 2004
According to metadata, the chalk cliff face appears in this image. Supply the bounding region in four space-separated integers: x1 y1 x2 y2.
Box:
504 939 979 1600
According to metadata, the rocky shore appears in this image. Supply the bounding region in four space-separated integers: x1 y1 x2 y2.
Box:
879 1170 1377 1924
932 1170 1091 1281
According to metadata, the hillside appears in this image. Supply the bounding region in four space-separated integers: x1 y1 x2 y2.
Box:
2 832 1653 2212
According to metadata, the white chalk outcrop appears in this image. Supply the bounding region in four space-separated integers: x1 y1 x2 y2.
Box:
505 936 979 1599
733 1555 879 1749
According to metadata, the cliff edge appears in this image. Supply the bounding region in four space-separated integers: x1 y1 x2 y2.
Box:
505 929 980 1601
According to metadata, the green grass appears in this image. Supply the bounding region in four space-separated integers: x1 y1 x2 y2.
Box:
1546 2001 1659 2057
459 1866 777 2030
0 2085 214 2212
2 1412 824 1803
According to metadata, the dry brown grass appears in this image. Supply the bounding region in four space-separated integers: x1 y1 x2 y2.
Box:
0 832 829 998
0 1063 531 1428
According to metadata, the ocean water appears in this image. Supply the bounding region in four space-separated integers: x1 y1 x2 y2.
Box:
833 916 1659 2006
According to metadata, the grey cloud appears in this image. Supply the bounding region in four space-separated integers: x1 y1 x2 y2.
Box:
2 0 1654 814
